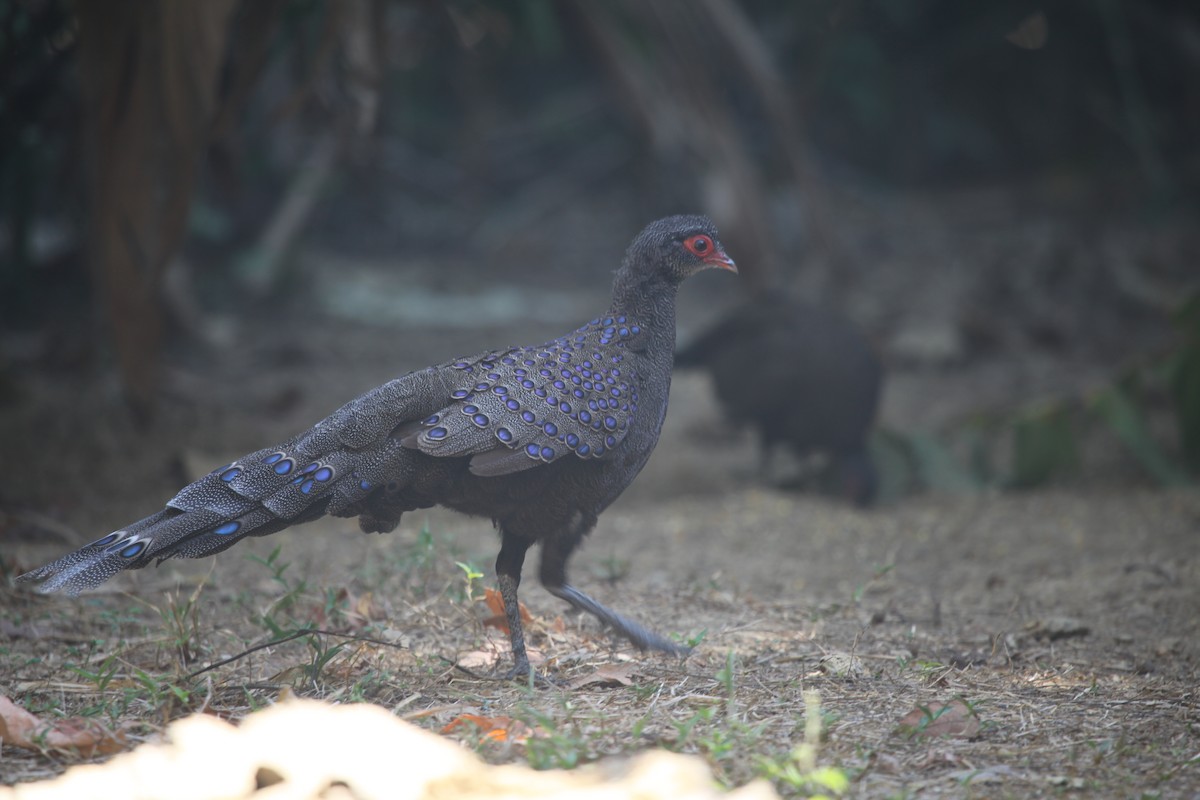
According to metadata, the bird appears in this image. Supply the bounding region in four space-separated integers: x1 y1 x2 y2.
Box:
675 292 881 505
18 215 737 679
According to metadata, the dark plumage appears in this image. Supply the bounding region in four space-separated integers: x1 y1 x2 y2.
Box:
676 294 881 505
19 216 736 677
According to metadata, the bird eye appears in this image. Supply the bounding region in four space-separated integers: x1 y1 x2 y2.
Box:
684 235 712 256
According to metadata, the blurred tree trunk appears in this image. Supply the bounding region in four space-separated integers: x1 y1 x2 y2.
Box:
76 1 236 419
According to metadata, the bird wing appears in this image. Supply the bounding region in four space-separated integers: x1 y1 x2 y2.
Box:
398 315 647 477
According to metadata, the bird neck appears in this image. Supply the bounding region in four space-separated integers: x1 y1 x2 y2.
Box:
609 267 679 336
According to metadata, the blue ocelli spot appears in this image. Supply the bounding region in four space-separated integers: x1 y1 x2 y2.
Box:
522 379 535 389
273 459 295 476
540 446 555 460
526 443 541 457
522 411 535 423
220 466 242 482
120 541 147 559
579 410 592 423
574 389 585 399
359 479 372 491
604 416 617 430
493 386 508 395
544 422 558 436
451 389 471 399
566 433 580 447
497 427 513 443
463 404 479 414
92 532 121 547
263 452 284 465
428 426 449 440
474 383 490 392
619 327 629 336
215 521 241 536
300 479 316 494
606 435 617 448
630 326 641 335
301 463 318 474
560 402 571 414
314 467 334 482
424 414 441 425
472 413 490 427
506 399 521 411
578 444 591 456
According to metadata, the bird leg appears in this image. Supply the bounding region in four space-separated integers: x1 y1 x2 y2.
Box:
495 534 535 679
539 536 690 657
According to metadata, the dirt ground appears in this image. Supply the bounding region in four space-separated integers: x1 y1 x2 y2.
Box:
2 184 1198 796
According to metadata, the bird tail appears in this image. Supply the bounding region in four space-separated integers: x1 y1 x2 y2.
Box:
17 369 451 595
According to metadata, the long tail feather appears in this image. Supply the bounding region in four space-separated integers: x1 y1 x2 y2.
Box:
17 367 455 594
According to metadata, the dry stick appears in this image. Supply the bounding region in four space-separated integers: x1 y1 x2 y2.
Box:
185 628 407 681
237 131 341 296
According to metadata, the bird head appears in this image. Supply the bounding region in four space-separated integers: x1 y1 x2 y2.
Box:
624 215 737 284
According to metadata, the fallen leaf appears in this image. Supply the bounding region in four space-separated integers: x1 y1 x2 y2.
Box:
457 640 544 671
897 698 982 740
564 662 638 690
441 713 529 743
0 695 125 757
481 587 532 634
819 651 865 679
1028 616 1090 640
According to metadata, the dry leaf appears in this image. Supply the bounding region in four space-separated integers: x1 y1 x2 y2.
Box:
1028 616 1090 640
565 662 638 690
0 695 125 757
897 699 982 740
457 640 544 672
481 587 532 634
441 713 529 743
819 651 865 679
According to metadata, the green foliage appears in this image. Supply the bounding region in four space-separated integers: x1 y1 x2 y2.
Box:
454 560 485 603
756 691 849 799
1167 293 1200 471
1009 402 1079 488
876 290 1200 495
1090 381 1189 486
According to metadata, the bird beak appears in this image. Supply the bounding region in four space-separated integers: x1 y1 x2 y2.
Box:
704 250 738 273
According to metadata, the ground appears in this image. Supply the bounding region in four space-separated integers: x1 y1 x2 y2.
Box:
1 183 1198 797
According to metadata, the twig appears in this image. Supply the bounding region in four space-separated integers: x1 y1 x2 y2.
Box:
185 627 407 680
